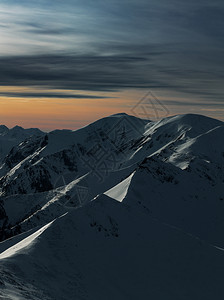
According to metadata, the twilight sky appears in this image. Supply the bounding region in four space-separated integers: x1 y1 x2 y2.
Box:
0 0 224 130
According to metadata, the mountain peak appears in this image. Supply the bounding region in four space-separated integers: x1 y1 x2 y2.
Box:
0 125 9 133
11 125 24 131
109 112 129 117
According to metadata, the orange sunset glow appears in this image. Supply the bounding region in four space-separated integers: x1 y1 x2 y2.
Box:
1 86 224 131
0 87 131 130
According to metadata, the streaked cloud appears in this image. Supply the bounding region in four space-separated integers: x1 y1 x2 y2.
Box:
0 52 223 102
0 91 112 99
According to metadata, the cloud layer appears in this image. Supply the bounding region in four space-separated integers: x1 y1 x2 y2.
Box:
0 0 223 111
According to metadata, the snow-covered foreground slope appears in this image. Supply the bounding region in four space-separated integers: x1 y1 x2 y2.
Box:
0 113 224 299
1 197 224 300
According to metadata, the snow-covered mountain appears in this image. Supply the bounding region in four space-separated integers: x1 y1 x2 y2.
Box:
0 125 44 171
0 113 224 299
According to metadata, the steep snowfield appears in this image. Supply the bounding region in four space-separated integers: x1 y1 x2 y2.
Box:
0 113 224 299
1 197 224 299
104 172 135 202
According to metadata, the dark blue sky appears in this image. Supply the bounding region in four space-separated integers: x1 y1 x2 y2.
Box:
0 0 223 128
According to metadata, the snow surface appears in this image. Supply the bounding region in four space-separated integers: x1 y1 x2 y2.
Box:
0 219 55 259
104 172 135 202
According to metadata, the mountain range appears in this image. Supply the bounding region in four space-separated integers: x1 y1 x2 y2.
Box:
0 113 224 299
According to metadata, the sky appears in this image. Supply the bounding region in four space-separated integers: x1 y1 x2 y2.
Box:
0 0 224 130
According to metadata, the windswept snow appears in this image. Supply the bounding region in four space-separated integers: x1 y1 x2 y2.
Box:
104 172 135 202
0 219 54 259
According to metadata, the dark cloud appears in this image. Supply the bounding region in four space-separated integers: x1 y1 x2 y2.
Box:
20 22 76 35
0 52 172 91
0 92 112 99
26 28 73 35
163 100 224 107
0 49 223 103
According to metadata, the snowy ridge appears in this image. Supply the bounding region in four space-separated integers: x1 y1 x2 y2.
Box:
0 126 44 173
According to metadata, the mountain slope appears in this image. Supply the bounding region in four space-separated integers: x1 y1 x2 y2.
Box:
1 196 224 300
